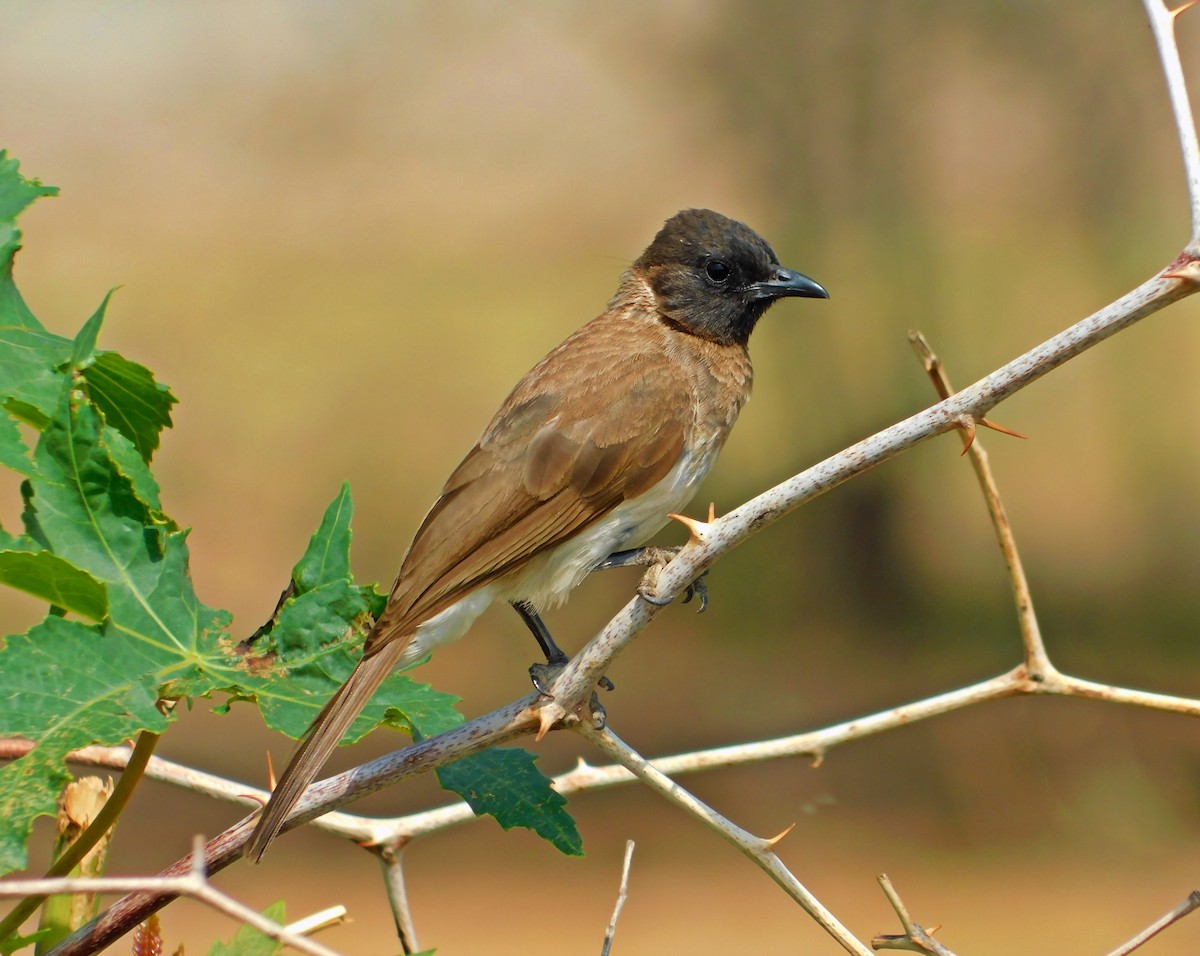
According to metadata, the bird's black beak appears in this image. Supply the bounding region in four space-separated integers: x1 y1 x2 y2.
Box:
750 267 829 302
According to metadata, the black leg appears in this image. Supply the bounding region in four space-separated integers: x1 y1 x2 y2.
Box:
510 600 568 665
511 599 614 699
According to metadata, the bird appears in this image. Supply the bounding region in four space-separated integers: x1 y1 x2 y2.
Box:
245 208 828 861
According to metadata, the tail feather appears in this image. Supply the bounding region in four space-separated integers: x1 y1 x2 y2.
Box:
244 643 405 862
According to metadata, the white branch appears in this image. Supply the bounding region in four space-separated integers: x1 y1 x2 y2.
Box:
1144 0 1200 247
1 837 340 956
579 725 874 956
600 840 635 956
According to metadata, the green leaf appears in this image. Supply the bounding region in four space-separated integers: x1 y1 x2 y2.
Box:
293 481 355 591
207 901 287 956
243 483 583 856
0 324 71 426
0 410 35 476
0 929 51 955
0 381 232 874
67 290 114 371
0 616 170 873
102 421 168 515
239 484 463 744
0 548 107 619
437 748 583 856
0 150 58 225
0 152 68 420
82 350 177 462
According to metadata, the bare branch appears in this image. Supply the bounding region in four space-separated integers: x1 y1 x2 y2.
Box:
1144 0 1200 247
285 905 349 938
577 725 874 956
540 270 1195 725
370 842 420 954
600 840 635 956
872 875 956 956
1103 890 1200 956
3 837 340 956
908 331 1053 677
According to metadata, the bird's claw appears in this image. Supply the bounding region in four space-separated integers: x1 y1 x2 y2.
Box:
589 692 607 729
681 571 710 613
528 661 614 702
635 554 711 612
529 661 561 700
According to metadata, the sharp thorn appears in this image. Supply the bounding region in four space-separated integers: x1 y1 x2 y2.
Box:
980 418 1027 440
763 821 796 849
958 418 977 455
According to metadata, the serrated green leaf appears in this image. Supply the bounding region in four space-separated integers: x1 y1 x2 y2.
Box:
82 350 176 462
0 616 169 872
67 290 114 371
293 482 354 591
244 483 583 857
0 548 107 619
241 485 465 743
0 382 232 873
102 421 167 517
0 150 58 225
207 901 287 956
437 747 583 856
0 153 69 423
0 527 33 550
0 410 35 476
0 324 71 424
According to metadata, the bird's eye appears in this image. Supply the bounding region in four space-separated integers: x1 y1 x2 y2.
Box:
705 259 731 283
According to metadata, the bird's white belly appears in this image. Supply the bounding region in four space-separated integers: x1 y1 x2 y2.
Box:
395 438 722 668
509 439 721 608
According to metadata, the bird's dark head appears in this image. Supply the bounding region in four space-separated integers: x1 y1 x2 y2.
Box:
634 208 828 347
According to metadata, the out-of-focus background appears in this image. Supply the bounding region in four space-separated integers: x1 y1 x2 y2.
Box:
4 1 1200 952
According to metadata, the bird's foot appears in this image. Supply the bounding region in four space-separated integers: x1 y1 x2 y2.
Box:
529 660 614 701
605 549 711 612
601 504 717 610
528 659 609 729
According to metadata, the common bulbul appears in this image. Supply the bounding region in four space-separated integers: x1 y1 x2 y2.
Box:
245 208 828 860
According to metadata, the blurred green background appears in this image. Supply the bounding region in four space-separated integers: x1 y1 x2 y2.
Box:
4 1 1200 953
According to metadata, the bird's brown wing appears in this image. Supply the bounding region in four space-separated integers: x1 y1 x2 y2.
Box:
246 320 693 863
365 329 690 655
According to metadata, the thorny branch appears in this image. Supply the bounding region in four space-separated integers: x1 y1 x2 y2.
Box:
1 838 338 956
35 2 1200 953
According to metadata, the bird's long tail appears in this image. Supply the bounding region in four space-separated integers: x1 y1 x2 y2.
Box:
244 641 406 862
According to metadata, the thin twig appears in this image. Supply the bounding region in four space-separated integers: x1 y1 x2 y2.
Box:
371 842 420 954
285 905 349 937
1103 890 1200 956
0 731 161 939
578 725 873 956
2 837 340 956
871 875 956 956
908 332 1054 678
1144 0 1200 248
600 840 635 956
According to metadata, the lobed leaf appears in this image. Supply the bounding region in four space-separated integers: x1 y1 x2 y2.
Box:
0 381 231 872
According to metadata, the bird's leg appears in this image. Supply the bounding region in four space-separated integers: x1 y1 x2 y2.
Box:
511 599 569 667
596 546 710 611
510 601 614 708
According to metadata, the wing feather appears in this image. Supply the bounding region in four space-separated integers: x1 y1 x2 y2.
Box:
364 325 692 656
